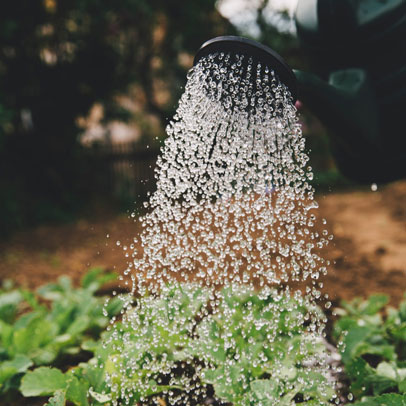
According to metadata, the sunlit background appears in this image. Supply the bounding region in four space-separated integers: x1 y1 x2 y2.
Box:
219 0 299 34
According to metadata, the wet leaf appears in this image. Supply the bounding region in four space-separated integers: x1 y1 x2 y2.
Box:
20 367 67 397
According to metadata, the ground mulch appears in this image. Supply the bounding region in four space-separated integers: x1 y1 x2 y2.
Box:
1 180 405 305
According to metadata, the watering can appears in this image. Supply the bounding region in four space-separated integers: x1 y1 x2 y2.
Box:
195 0 405 183
294 0 406 182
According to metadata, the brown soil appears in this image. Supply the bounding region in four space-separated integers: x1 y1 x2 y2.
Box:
1 180 405 305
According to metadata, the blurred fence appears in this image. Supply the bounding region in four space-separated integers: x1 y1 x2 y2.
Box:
86 142 160 203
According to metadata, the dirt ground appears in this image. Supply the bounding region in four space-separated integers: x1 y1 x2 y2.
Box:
1 180 405 305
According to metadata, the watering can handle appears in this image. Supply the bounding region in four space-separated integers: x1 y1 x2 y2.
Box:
294 68 380 148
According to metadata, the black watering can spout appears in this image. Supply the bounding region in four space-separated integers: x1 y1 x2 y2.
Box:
194 36 298 103
193 35 385 183
194 1 406 184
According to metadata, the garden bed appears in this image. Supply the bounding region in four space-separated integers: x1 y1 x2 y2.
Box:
2 269 406 405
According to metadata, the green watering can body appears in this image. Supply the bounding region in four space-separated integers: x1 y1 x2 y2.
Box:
295 0 406 183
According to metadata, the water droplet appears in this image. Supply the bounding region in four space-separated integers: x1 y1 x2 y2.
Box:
101 51 334 404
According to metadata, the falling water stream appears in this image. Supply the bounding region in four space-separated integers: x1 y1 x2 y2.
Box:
104 51 337 405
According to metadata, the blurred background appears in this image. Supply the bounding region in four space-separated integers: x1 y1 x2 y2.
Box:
0 0 405 304
0 0 337 235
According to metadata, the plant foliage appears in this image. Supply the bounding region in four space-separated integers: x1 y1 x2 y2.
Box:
0 268 123 398
334 294 406 404
1 273 337 405
8 270 406 405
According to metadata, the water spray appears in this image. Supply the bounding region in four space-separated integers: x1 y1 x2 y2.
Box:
194 36 298 103
103 34 337 405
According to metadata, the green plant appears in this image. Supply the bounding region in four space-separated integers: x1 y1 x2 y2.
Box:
17 283 211 405
10 272 406 405
96 283 212 404
334 294 406 405
192 286 334 405
19 284 336 405
0 268 124 398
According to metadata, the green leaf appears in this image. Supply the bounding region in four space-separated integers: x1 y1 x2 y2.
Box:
361 344 396 362
89 388 111 403
105 296 125 317
345 357 374 397
80 339 99 353
31 347 58 365
399 299 406 322
58 276 72 292
80 363 106 393
0 319 13 349
399 379 406 393
54 334 73 345
49 303 76 333
92 316 109 328
362 295 389 315
341 325 373 364
202 366 224 385
20 289 43 311
340 295 389 318
0 290 23 322
37 284 64 302
13 317 56 355
354 393 406 405
388 323 406 342
0 364 17 388
5 354 33 372
20 367 68 397
66 375 89 406
297 370 335 401
66 315 90 336
0 290 23 308
45 389 66 406
81 268 104 289
0 354 33 386
250 379 279 400
367 374 397 396
63 346 80 355
376 362 397 380
81 268 117 292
